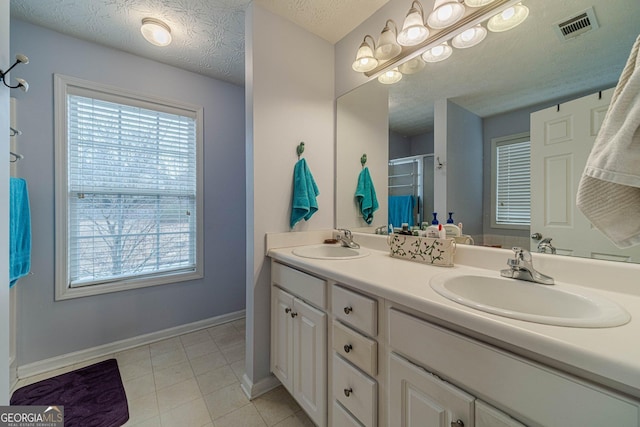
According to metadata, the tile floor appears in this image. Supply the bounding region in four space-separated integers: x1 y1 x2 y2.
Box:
13 318 314 427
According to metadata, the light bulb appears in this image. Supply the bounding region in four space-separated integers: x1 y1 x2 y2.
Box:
461 28 475 42
437 4 453 21
501 7 516 20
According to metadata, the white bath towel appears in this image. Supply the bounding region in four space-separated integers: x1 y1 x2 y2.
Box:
576 34 640 248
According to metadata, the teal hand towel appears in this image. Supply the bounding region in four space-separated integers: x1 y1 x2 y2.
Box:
355 167 379 224
290 158 320 228
389 195 415 228
10 178 31 287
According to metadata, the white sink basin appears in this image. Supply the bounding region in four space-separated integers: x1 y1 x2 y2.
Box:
292 244 370 260
430 273 630 328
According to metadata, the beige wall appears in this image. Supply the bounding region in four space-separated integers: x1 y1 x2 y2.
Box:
244 4 335 394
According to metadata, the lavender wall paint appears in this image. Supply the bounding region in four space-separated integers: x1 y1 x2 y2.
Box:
10 20 246 365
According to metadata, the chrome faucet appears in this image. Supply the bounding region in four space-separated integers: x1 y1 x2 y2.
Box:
537 237 557 254
501 247 554 285
337 229 360 249
374 225 389 235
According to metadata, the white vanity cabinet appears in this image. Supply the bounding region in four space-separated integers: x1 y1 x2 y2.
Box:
388 307 640 427
271 262 327 427
331 284 380 427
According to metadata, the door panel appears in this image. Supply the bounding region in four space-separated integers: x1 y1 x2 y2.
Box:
293 298 327 427
530 88 640 261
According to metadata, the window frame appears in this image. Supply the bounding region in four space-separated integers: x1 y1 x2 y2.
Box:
490 132 531 230
54 74 204 300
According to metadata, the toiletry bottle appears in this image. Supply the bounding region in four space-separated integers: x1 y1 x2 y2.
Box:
438 224 446 239
426 225 439 238
447 212 454 224
431 212 439 225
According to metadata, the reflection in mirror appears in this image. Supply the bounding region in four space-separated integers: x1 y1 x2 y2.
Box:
335 0 640 262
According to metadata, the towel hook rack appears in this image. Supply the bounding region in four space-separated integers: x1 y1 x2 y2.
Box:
296 141 305 159
10 126 22 137
10 152 23 163
360 153 367 168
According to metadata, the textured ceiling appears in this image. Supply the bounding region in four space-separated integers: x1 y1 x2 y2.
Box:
9 0 388 86
10 0 638 137
387 0 640 136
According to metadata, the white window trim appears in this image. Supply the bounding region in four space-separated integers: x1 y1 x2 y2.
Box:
54 74 204 300
490 132 530 231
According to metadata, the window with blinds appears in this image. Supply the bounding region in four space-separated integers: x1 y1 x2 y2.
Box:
54 75 203 299
492 134 531 228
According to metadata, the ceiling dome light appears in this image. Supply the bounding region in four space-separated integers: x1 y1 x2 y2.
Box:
141 18 172 47
375 20 402 60
397 1 429 46
352 36 379 72
422 42 453 62
398 56 426 74
378 68 403 84
487 3 529 32
464 0 498 7
452 24 487 48
427 0 465 30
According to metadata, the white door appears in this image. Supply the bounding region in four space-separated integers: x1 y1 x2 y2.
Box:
293 298 327 427
389 352 474 427
271 287 294 391
530 89 640 262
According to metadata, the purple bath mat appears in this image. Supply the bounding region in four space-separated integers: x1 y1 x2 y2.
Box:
11 358 129 427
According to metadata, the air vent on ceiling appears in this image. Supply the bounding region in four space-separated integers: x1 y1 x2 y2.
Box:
554 7 599 41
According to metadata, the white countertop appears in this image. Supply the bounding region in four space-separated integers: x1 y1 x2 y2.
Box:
268 243 640 400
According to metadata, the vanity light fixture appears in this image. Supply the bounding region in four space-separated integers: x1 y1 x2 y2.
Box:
0 54 29 92
141 18 172 47
352 35 379 72
427 0 466 29
398 56 426 74
465 0 499 7
397 1 430 46
422 41 453 62
451 24 487 48
351 0 529 84
487 3 529 32
378 68 403 84
376 20 403 60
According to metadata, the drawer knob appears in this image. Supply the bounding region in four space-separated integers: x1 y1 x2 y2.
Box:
344 306 353 315
451 420 464 427
285 308 291 314
290 311 298 318
344 387 353 397
343 344 353 353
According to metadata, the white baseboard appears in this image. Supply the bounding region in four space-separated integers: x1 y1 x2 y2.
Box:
17 310 245 379
240 372 281 400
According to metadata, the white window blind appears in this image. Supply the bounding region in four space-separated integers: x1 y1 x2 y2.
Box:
495 139 531 226
67 94 198 287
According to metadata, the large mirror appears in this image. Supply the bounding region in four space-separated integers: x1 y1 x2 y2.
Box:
336 0 640 262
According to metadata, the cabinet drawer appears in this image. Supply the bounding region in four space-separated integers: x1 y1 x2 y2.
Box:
333 354 377 427
272 261 326 309
332 321 377 377
389 308 640 427
332 285 377 336
333 400 364 427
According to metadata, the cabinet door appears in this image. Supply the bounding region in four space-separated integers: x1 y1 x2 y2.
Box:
293 297 327 427
476 401 526 427
271 287 294 391
389 352 475 427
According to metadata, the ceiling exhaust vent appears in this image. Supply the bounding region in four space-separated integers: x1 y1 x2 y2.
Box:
554 7 599 41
